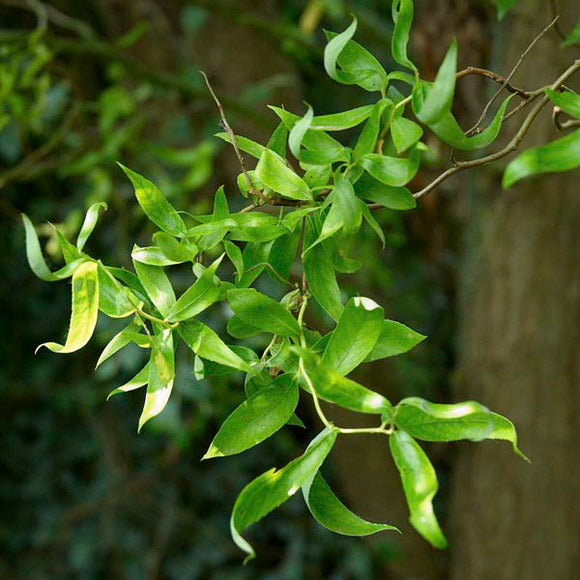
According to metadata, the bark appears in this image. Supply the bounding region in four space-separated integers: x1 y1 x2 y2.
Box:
450 1 580 578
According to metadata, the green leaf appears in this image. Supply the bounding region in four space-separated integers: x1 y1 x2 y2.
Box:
52 225 81 264
230 428 337 561
545 88 580 120
203 374 299 459
324 22 388 92
503 128 580 188
354 172 416 210
315 176 362 247
97 264 137 318
391 0 417 71
414 40 456 125
424 94 513 150
216 132 265 160
119 163 186 237
200 346 259 377
36 261 99 354
165 255 223 322
22 213 86 281
496 0 515 20
227 288 300 337
224 240 244 279
393 397 529 460
359 151 420 187
389 430 448 549
96 318 142 368
562 18 580 47
266 122 288 157
132 260 176 317
255 149 312 201
153 232 198 263
268 228 300 281
138 328 175 432
178 319 254 373
107 362 150 400
302 472 399 536
306 105 375 132
76 202 107 251
391 117 424 154
360 202 386 246
365 320 426 362
354 99 393 158
303 215 343 321
298 348 392 415
322 297 384 376
227 314 262 339
131 245 182 266
289 104 313 159
270 107 349 165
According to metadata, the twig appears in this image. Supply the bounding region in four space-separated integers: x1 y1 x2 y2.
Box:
414 59 580 199
553 107 580 131
456 67 531 98
200 71 267 203
466 15 559 136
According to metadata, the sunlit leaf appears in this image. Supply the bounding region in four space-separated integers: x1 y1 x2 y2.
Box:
203 374 299 459
227 288 300 337
36 261 99 354
97 264 137 318
231 428 337 561
255 149 312 201
133 260 175 317
503 128 580 188
96 318 145 368
365 320 426 362
178 319 255 373
138 329 175 432
107 362 150 400
22 214 86 281
298 348 391 415
165 255 223 322
119 163 186 237
393 397 529 460
322 297 384 376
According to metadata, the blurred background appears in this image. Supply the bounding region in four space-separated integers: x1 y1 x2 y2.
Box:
1 0 579 578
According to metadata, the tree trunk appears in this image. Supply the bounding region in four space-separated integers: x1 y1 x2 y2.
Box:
450 1 580 578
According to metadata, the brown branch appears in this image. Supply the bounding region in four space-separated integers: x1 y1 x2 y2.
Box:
413 59 580 200
200 71 267 203
466 15 559 136
456 67 531 98
553 107 580 131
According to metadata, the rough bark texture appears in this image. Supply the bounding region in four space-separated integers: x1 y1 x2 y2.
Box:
450 1 580 578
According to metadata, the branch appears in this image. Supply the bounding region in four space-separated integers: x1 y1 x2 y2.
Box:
414 59 580 200
466 15 559 136
456 67 531 98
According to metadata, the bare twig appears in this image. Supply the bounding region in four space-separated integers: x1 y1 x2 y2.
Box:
413 59 580 200
456 67 531 98
200 71 267 203
466 15 559 136
553 107 580 131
